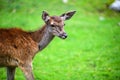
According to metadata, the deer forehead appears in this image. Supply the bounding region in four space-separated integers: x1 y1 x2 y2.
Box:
50 16 64 25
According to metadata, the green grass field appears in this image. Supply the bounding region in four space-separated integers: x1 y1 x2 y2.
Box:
0 0 120 80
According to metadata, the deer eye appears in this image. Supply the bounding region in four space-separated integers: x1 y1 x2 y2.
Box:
50 24 55 27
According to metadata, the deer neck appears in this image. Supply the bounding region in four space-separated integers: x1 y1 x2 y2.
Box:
30 25 55 51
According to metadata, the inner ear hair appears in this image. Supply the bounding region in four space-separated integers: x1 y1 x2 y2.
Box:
45 16 50 22
42 11 50 21
60 11 76 20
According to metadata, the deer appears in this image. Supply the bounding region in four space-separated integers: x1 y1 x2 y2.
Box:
0 11 76 80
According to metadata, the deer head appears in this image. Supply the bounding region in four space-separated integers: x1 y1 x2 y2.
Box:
42 11 76 39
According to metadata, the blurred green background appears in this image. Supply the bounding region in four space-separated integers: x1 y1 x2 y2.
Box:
0 0 120 80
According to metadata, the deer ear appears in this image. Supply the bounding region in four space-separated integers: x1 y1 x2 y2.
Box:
42 11 50 22
60 11 76 20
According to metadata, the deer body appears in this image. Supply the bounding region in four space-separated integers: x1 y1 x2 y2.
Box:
0 28 38 67
0 11 76 80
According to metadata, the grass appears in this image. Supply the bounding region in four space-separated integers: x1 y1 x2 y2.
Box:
0 0 120 80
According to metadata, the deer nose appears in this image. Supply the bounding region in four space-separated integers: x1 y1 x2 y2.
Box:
63 33 67 38
59 33 67 39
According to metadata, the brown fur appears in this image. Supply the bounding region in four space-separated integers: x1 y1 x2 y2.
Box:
0 28 39 67
30 25 46 43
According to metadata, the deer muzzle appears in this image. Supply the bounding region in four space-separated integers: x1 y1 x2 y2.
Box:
59 32 67 39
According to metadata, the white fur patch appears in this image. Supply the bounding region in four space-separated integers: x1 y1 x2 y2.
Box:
45 16 50 21
61 14 68 20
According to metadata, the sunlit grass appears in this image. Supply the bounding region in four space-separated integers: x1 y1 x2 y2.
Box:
0 0 120 80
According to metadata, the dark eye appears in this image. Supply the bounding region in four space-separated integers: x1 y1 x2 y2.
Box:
50 24 55 27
